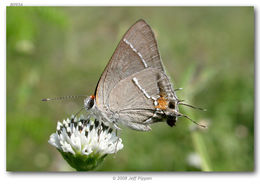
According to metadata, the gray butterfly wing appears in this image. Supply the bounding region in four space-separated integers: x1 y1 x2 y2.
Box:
95 19 165 111
108 68 173 131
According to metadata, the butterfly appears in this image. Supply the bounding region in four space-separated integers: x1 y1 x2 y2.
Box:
83 19 205 131
44 19 205 131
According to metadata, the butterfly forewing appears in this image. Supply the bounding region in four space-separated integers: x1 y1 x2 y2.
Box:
95 19 165 111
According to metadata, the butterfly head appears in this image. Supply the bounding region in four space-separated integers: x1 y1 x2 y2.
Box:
84 95 95 110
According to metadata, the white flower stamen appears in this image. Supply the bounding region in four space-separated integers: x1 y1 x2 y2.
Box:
48 115 123 156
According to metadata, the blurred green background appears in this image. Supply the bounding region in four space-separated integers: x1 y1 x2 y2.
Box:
6 7 254 171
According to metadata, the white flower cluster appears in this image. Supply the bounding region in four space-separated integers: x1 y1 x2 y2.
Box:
48 115 123 156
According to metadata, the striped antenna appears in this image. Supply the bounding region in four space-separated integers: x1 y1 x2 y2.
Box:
42 95 88 102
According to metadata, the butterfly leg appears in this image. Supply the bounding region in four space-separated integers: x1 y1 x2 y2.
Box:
113 123 121 130
113 129 120 156
72 106 85 120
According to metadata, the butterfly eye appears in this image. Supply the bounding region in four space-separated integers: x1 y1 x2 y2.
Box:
84 96 94 110
168 101 175 109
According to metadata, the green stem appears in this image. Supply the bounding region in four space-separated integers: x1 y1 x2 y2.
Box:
191 130 212 171
179 64 212 171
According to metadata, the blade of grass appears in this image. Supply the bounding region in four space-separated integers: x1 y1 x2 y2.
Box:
191 129 212 171
179 64 212 171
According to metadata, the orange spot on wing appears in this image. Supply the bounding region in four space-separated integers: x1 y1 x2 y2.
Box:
155 96 168 110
